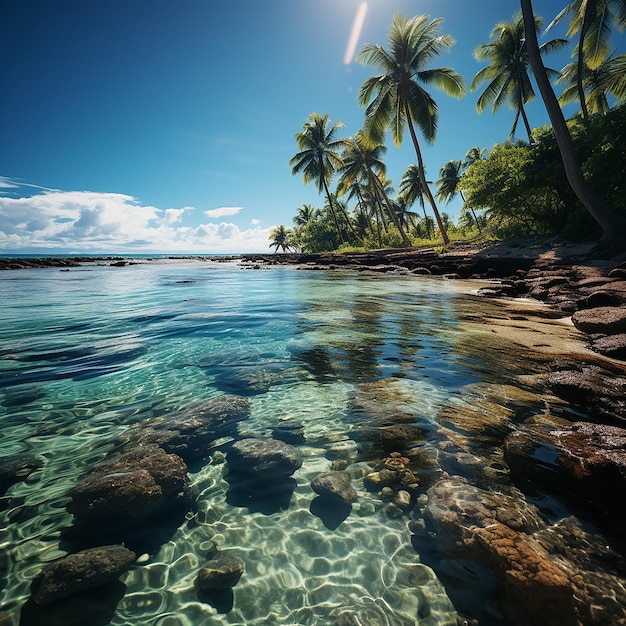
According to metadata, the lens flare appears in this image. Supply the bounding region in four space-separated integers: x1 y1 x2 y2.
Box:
343 2 368 65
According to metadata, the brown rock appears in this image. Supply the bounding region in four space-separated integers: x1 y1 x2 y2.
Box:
32 545 135 605
68 447 188 519
195 552 244 590
572 306 626 335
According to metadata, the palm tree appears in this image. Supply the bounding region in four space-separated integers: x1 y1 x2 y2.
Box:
463 146 487 167
399 164 431 236
293 204 318 227
471 12 567 141
356 13 466 246
520 0 626 247
290 113 348 242
557 51 626 114
436 159 482 233
337 132 411 245
547 0 626 122
269 225 295 253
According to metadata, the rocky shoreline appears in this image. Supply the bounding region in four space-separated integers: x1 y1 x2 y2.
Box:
3 237 626 624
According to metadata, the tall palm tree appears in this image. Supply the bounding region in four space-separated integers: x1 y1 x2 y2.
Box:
547 0 626 122
269 225 295 253
557 51 626 114
471 12 567 141
520 0 626 247
290 113 348 242
337 132 411 245
356 13 466 246
436 159 482 233
463 146 488 167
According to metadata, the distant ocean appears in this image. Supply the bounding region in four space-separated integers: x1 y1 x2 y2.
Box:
0 260 622 625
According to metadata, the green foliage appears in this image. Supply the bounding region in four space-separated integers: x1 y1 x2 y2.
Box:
460 104 626 239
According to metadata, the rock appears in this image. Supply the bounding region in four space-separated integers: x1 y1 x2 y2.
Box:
311 472 357 504
227 438 302 477
425 478 573 626
572 306 626 335
0 454 42 495
548 366 626 426
394 490 412 509
271 421 306 445
68 447 188 519
31 545 135 605
504 422 626 512
195 552 244 590
591 333 626 360
119 395 250 461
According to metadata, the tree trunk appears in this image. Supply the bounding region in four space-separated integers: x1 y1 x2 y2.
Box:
520 0 626 247
321 174 345 244
460 190 482 233
576 1 591 123
405 107 450 245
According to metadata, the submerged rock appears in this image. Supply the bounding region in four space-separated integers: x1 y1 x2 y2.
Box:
0 454 42 495
311 472 357 504
504 422 626 513
227 438 302 477
119 394 250 461
195 551 244 590
67 447 188 519
425 476 626 625
31 545 135 606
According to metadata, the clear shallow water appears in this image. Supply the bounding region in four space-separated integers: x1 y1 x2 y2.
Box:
0 260 620 625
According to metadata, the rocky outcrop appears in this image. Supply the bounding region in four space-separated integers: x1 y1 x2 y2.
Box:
548 365 626 426
195 551 244 590
311 472 357 504
227 438 302 478
118 395 250 461
572 306 626 335
67 447 188 519
504 422 626 513
31 545 135 605
425 477 626 625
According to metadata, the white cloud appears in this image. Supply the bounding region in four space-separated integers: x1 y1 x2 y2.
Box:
204 206 243 218
0 182 273 253
250 218 261 225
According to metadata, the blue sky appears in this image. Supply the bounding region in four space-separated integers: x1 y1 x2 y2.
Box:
1 0 623 254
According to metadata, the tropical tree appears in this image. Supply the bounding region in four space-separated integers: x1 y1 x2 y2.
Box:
290 113 348 242
399 164 432 237
471 12 567 141
293 204 318 227
436 159 482 233
557 51 626 114
269 225 295 253
356 13 466 245
337 131 411 245
520 0 626 247
547 0 626 122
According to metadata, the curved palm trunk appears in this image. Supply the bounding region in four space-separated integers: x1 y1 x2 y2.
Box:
576 3 591 123
320 173 345 244
519 98 534 142
405 105 450 245
521 0 626 247
371 174 412 246
460 190 482 233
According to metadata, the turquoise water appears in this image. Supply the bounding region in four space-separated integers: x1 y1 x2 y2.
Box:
0 260 619 625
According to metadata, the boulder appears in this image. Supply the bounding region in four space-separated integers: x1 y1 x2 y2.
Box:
591 333 626 360
68 447 188 519
548 366 626 426
504 422 626 512
311 472 357 504
119 395 250 461
227 438 302 477
571 306 626 335
195 551 244 590
31 545 135 605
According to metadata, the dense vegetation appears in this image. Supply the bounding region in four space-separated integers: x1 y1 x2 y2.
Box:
270 2 626 253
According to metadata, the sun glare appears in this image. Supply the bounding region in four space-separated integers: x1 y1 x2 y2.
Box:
343 2 368 65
